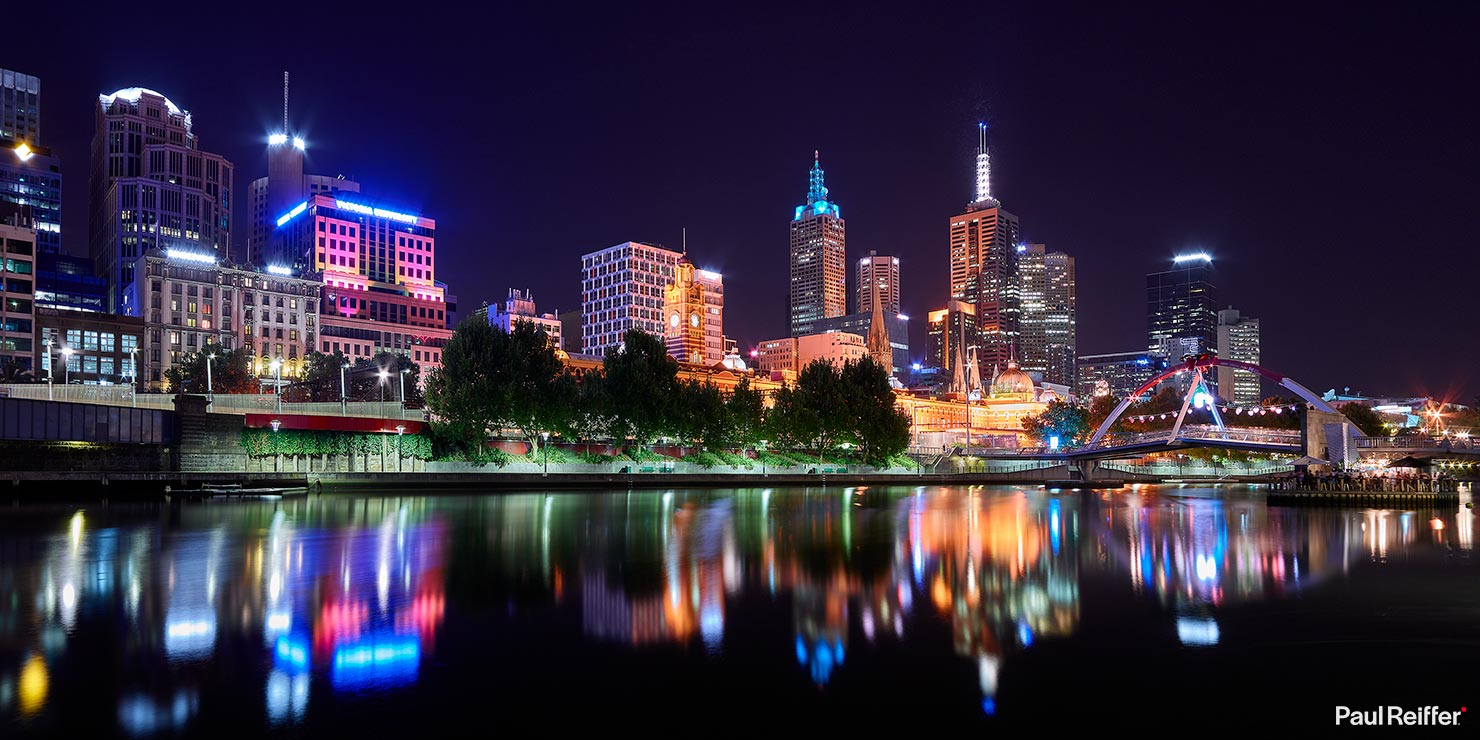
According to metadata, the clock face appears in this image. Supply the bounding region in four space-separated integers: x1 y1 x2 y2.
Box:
670 313 680 328
690 313 700 328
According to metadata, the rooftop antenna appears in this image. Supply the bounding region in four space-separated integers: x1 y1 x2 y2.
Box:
682 227 687 256
283 71 290 132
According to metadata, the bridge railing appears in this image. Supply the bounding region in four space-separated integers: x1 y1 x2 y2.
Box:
0 384 407 420
1355 435 1477 451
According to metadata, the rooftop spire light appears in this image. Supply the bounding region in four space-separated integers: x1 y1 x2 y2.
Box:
1173 252 1213 264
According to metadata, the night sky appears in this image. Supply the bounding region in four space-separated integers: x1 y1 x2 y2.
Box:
11 3 1479 400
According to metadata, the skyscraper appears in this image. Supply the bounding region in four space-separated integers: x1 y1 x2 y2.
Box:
247 73 361 267
857 250 900 316
949 123 1019 372
581 241 680 355
927 299 977 376
89 87 234 312
274 194 451 370
789 152 845 336
1146 253 1218 360
1018 243 1076 387
0 69 40 143
0 69 60 257
1217 306 1261 405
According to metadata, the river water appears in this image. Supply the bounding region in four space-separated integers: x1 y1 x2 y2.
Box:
1 484 1476 734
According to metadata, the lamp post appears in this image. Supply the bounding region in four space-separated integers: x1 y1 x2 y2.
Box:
541 431 550 477
378 370 389 405
270 419 282 472
206 352 215 402
61 347 74 399
43 338 52 400
396 425 406 473
340 363 350 416
399 368 409 419
271 358 283 413
128 347 137 407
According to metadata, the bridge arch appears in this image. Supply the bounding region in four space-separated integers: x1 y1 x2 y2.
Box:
1086 355 1338 446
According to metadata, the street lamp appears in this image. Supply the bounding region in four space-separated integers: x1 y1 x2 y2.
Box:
396 425 406 473
378 369 389 405
541 431 550 477
399 368 409 419
271 358 283 413
270 419 282 472
43 338 52 400
206 352 215 402
61 347 74 398
340 363 351 416
128 347 137 407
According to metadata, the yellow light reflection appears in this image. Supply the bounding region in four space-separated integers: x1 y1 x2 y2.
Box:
19 653 48 716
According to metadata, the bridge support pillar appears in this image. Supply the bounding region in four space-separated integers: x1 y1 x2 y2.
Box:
1075 459 1101 482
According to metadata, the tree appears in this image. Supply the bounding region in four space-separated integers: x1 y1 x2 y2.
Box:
164 346 258 394
0 358 33 383
676 379 729 450
1021 399 1091 448
1088 394 1120 431
598 329 680 451
785 359 851 460
425 317 572 455
353 351 424 406
1339 402 1390 437
840 356 911 465
728 378 766 451
300 350 353 402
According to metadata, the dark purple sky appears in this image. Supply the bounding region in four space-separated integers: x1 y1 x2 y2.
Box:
12 3 1480 401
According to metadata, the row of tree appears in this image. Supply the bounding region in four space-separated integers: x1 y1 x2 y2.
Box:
165 346 424 405
424 320 910 465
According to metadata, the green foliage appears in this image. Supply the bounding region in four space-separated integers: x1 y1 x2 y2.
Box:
727 378 766 450
167 346 259 394
238 428 432 460
674 379 730 449
681 450 754 469
1088 394 1119 431
1021 399 1092 447
622 448 665 463
425 317 575 458
767 357 908 465
756 451 799 468
577 451 616 464
598 329 681 449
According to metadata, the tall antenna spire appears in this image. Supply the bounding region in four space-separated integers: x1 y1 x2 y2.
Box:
682 226 687 256
283 71 290 132
974 121 994 205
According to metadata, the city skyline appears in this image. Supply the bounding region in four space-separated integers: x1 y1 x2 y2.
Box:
4 5 1478 399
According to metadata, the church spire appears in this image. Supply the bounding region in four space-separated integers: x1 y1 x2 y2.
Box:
866 278 893 375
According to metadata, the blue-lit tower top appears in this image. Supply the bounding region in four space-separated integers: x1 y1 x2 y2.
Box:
794 150 841 221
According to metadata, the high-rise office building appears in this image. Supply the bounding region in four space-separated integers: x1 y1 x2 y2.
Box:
857 250 899 316
789 152 845 336
1 69 40 143
1076 350 1170 400
89 87 234 313
927 299 977 375
274 193 450 371
1217 306 1261 405
0 69 60 257
1146 253 1218 362
949 123 1019 372
0 204 36 375
1018 243 1076 387
247 74 363 267
581 241 681 355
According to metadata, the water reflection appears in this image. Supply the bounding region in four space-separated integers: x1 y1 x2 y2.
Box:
0 485 1472 733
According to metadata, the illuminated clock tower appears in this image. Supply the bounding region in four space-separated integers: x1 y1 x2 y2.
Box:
664 256 707 365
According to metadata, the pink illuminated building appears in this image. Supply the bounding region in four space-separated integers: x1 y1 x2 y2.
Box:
274 193 450 373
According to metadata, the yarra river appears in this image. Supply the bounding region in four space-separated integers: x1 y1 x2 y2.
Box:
1 484 1476 734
